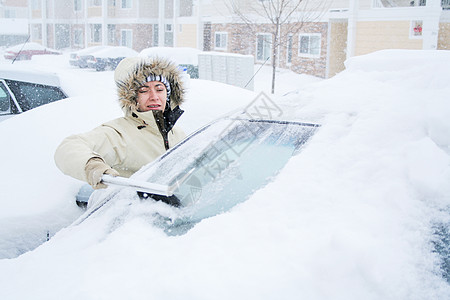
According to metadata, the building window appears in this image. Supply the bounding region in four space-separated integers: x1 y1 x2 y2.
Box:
108 24 116 44
442 0 450 9
74 28 83 46
165 24 173 47
89 0 101 6
122 0 132 9
179 0 193 17
286 34 293 65
90 24 102 43
214 32 228 50
256 34 272 62
121 29 132 48
299 34 321 57
31 0 41 10
32 25 42 40
5 9 16 18
153 24 159 46
74 0 82 11
410 20 423 38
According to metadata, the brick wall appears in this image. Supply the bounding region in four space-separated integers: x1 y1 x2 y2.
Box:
210 22 328 78
279 22 328 78
438 22 450 50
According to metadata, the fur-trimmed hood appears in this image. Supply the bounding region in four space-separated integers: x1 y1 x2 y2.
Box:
114 56 185 115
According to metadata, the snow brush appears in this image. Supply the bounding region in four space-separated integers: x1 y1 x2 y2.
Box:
101 174 174 197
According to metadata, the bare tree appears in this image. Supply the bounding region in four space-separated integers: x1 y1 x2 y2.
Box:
227 0 328 94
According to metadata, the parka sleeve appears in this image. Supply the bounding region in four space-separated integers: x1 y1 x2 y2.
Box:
54 125 125 182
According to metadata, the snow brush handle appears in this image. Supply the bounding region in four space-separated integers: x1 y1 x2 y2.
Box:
101 175 173 197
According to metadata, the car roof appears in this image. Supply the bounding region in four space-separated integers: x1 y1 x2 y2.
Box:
71 45 111 56
139 47 201 65
5 42 55 52
0 65 61 87
78 46 116 57
93 46 138 58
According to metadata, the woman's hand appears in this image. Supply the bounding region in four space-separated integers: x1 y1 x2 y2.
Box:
85 157 119 189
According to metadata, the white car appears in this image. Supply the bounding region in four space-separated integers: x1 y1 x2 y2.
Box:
86 46 139 71
69 46 112 68
139 47 201 78
0 66 67 122
3 42 61 61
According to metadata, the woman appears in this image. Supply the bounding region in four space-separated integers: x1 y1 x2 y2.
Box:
54 56 186 191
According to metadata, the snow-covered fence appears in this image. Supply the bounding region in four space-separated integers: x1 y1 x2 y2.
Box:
198 52 255 91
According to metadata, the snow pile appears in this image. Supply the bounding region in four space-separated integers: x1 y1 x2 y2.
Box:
0 49 449 299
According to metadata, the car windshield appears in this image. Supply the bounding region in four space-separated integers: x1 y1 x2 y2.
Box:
136 117 319 235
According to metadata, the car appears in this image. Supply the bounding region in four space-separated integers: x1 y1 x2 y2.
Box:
0 66 68 122
86 46 139 71
3 42 61 61
139 47 201 78
80 116 319 235
68 46 111 68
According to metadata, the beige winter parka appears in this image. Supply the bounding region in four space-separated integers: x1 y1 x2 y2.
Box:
54 57 186 183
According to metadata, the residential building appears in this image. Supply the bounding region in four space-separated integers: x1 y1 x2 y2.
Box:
0 0 28 46
329 0 450 76
203 0 450 78
27 0 198 51
2 0 449 78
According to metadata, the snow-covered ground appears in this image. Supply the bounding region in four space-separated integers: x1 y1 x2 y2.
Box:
0 49 449 299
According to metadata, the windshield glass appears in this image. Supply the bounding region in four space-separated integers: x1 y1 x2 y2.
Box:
138 118 318 234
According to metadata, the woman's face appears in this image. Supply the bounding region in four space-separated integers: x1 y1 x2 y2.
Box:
136 81 167 112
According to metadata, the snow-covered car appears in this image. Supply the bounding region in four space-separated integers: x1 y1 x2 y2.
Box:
68 46 111 68
81 116 319 235
86 46 139 71
0 66 67 122
139 47 201 78
3 42 61 61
